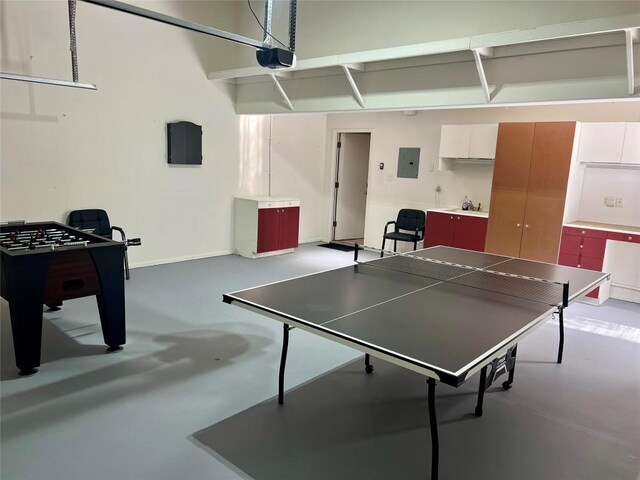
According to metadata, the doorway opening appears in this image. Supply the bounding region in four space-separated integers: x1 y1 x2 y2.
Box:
331 132 372 246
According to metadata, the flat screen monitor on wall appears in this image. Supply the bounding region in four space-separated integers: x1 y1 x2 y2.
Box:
167 121 202 165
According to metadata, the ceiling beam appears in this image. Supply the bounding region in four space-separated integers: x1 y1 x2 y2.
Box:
82 0 265 49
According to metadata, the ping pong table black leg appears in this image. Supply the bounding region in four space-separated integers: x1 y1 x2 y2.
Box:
364 353 374 373
278 324 290 405
557 308 564 364
475 366 487 417
503 345 517 390
427 378 439 480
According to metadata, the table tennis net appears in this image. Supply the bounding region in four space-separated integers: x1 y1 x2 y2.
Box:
367 254 567 307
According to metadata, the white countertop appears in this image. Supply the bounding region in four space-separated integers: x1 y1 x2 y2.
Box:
427 208 489 218
564 221 640 235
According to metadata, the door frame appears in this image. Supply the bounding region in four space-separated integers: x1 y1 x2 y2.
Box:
329 128 373 243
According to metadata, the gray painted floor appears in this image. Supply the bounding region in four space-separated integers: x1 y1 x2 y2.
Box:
1 243 639 480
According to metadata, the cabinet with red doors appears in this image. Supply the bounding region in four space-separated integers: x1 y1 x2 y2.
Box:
424 211 488 252
235 197 300 258
559 227 607 299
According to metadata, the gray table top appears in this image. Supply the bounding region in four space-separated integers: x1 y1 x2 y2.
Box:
224 246 608 386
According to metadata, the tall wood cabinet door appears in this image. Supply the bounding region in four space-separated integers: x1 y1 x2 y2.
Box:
519 122 576 263
484 123 536 257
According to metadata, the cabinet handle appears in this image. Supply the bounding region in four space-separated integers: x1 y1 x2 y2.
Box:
450 216 454 219
577 264 581 268
457 216 460 220
629 236 633 241
525 224 529 228
580 244 583 248
581 231 586 235
516 223 521 228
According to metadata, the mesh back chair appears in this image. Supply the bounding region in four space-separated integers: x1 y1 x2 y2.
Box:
67 209 141 280
381 209 425 257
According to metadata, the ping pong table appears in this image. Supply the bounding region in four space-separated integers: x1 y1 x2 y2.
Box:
223 246 609 479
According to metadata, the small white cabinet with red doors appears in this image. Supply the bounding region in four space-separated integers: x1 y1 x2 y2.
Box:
234 197 300 258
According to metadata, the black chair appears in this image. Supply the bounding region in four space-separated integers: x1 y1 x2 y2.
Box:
381 209 425 257
67 209 141 280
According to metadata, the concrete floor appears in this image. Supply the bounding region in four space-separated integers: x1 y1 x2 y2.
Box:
1 243 639 480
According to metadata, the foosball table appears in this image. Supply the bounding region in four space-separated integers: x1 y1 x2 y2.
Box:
0 221 127 376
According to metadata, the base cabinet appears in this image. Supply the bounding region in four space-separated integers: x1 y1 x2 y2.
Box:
424 211 487 252
559 226 640 304
235 197 300 258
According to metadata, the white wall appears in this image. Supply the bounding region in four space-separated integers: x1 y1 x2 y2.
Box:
1 1 244 267
236 114 327 243
324 103 640 249
578 168 640 226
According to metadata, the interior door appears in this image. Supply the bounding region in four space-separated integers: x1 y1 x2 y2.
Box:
484 123 536 257
334 133 371 241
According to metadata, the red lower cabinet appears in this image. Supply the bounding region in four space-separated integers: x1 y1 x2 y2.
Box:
558 226 606 299
424 212 455 248
257 206 300 253
453 215 488 252
425 211 487 252
235 197 300 258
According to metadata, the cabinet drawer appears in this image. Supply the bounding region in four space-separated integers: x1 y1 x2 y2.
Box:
578 255 604 272
558 253 580 267
562 226 607 239
559 234 582 255
580 237 606 259
607 231 640 244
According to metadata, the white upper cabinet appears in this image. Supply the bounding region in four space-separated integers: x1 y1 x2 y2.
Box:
439 124 497 159
469 124 499 159
621 123 640 164
439 125 472 158
576 122 639 164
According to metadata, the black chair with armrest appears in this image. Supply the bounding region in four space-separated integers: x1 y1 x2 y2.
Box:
381 209 426 257
67 209 141 280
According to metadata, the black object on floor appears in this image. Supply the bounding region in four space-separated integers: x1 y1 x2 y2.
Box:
318 243 357 252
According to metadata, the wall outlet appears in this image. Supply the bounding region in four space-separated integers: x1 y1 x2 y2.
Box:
604 196 616 207
615 197 623 207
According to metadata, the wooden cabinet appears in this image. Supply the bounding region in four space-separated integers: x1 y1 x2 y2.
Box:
485 122 576 263
235 197 300 258
576 122 640 164
439 124 498 159
424 211 488 252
